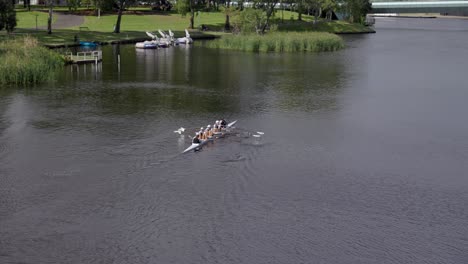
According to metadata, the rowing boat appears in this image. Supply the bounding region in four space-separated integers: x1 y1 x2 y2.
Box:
182 138 209 153
182 120 237 153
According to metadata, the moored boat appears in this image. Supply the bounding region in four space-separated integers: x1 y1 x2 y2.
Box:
79 41 98 47
135 41 158 49
146 31 171 47
175 29 193 45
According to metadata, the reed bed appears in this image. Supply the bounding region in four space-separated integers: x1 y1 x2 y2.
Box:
207 32 344 53
0 36 64 85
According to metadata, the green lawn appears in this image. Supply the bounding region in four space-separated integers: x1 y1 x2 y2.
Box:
273 10 315 22
314 21 375 33
6 10 372 47
277 20 375 33
14 9 371 34
0 28 212 47
73 12 226 32
16 10 56 28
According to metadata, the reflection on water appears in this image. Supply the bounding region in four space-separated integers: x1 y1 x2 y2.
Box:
55 43 346 117
1 18 468 264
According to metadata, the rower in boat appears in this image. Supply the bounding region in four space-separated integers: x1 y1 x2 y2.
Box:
192 133 201 144
220 119 227 128
212 121 216 131
199 127 205 140
212 121 218 132
182 120 237 153
205 125 212 138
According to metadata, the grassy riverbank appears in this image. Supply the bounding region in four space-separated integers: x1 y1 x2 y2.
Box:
277 20 375 34
0 37 64 85
207 32 344 53
16 10 55 28
0 28 214 48
7 10 372 47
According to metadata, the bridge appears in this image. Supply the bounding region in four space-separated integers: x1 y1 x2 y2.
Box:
371 0 468 15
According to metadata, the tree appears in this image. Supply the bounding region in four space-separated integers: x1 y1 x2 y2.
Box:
305 0 324 24
232 7 265 34
95 0 114 11
81 0 92 8
113 0 137 33
224 2 231 30
0 0 16 33
176 0 199 29
67 0 81 12
252 0 277 34
23 0 31 11
322 0 337 21
338 0 371 23
46 0 53 34
221 5 237 31
296 0 304 21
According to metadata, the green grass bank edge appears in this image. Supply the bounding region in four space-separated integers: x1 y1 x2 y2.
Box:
206 32 345 53
0 36 65 85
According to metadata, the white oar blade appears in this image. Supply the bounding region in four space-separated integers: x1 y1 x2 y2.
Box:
227 120 237 128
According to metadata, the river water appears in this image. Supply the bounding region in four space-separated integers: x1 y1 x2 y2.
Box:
1 18 468 263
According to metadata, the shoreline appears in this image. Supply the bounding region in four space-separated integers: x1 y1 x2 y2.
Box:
43 33 217 49
370 13 468 20
335 30 376 34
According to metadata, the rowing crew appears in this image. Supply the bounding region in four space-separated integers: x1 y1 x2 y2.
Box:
192 119 228 144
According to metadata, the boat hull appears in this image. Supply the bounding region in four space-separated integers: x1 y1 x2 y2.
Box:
183 120 237 153
79 41 98 47
135 41 158 49
176 37 193 44
183 139 208 153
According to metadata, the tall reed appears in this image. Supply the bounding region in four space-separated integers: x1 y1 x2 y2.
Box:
0 36 64 85
207 32 344 53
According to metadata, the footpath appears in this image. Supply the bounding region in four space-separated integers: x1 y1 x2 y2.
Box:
37 13 85 29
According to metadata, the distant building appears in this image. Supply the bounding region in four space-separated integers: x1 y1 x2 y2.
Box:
370 0 468 16
17 0 68 6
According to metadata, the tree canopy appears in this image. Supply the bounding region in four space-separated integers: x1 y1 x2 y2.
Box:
0 0 16 33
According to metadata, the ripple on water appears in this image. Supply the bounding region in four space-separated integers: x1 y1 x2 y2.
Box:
0 141 17 160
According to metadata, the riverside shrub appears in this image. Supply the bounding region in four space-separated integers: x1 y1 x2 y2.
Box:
207 32 344 53
0 36 64 85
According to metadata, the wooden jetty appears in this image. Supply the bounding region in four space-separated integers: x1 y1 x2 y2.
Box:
64 51 102 64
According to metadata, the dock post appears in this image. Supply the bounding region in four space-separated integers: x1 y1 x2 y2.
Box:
118 54 121 73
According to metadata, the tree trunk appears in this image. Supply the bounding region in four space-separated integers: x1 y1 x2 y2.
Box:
298 3 302 21
225 14 230 31
189 0 194 29
224 2 230 31
114 2 125 33
261 5 274 34
47 5 52 34
189 13 194 29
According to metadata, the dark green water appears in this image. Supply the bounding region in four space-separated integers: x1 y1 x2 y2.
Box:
1 18 468 263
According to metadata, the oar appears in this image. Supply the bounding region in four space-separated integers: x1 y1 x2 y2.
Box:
173 127 185 134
